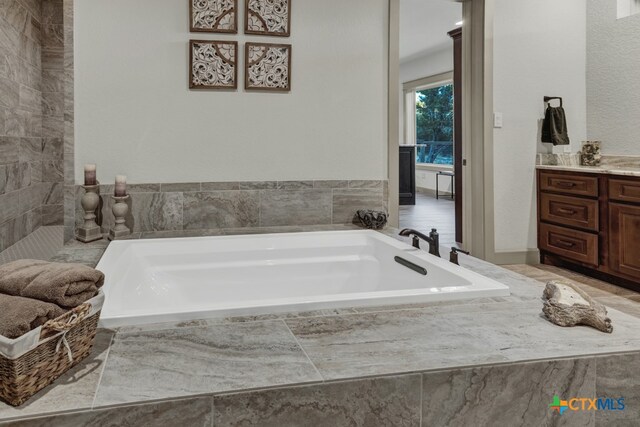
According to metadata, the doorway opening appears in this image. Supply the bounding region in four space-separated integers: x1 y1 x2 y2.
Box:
397 0 463 249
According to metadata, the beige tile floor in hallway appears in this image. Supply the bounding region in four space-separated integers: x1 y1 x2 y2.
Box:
503 263 640 319
399 192 457 248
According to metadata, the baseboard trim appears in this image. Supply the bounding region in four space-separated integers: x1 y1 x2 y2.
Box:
491 249 540 265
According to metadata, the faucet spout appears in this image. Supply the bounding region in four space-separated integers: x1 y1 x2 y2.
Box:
399 228 440 257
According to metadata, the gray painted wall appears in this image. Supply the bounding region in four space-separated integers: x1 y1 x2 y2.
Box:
587 0 640 154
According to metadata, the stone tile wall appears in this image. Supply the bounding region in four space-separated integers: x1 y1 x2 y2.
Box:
0 0 44 251
74 180 388 235
62 0 72 242
4 352 638 426
40 0 63 226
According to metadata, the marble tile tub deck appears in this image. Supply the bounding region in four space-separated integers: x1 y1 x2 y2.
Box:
2 226 640 425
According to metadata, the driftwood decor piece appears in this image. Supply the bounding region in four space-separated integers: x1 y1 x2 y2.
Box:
542 280 613 333
190 40 238 89
245 42 291 92
190 0 238 33
245 0 291 37
356 210 388 230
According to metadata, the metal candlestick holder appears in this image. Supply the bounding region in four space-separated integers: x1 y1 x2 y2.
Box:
109 195 131 240
76 184 102 243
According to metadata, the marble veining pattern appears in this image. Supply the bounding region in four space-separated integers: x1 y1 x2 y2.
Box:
422 359 595 427
73 180 387 236
284 301 640 380
93 320 323 406
214 375 421 427
332 188 385 224
259 189 332 226
130 192 183 232
595 352 640 426
0 0 62 251
183 190 260 229
1 397 212 427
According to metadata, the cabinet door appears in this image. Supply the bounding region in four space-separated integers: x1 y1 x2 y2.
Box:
610 203 640 279
399 146 416 206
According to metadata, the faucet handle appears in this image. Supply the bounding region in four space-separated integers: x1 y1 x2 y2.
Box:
451 247 470 255
449 247 470 265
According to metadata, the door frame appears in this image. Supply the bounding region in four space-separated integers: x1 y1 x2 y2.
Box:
387 0 496 260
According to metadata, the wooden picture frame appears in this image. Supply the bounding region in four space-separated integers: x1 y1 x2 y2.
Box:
245 42 292 92
245 0 291 37
189 40 238 90
190 0 238 34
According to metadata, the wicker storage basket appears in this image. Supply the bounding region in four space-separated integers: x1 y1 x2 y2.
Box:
0 292 104 407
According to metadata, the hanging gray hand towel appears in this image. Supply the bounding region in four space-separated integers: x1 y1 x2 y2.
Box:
541 106 570 146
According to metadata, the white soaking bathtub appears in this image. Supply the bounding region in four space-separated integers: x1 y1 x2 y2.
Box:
96 230 510 327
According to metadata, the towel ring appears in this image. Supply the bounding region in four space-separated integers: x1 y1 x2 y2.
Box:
544 96 563 107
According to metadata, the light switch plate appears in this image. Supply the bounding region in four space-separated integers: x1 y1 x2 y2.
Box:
493 112 503 128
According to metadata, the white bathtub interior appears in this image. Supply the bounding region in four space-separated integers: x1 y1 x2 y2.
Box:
96 230 510 327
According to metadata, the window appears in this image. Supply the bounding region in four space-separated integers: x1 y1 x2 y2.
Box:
403 72 454 166
415 84 453 165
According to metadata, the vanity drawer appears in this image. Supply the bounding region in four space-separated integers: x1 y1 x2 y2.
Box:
609 178 640 204
540 193 599 231
539 171 598 197
539 223 598 266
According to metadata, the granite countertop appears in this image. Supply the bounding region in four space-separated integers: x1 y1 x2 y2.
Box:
2 226 640 422
536 164 640 177
536 153 640 176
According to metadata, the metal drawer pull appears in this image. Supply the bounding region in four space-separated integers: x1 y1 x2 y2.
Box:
557 207 577 215
556 239 576 248
556 182 576 188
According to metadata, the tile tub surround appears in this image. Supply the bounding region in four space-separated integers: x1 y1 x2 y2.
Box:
40 0 65 227
0 0 66 252
0 0 43 252
72 180 388 237
2 229 640 424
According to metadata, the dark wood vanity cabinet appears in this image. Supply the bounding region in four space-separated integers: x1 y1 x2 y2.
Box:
609 203 640 278
537 169 640 291
399 146 416 205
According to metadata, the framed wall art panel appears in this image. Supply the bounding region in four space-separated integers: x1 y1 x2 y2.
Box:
190 40 238 89
245 42 291 92
190 0 238 33
245 0 291 37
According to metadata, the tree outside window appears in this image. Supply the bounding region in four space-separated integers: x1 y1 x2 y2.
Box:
415 83 454 165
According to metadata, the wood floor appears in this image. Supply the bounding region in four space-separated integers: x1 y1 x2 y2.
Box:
399 192 457 248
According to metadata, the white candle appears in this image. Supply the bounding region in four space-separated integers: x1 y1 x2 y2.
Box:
84 164 97 186
114 175 127 197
